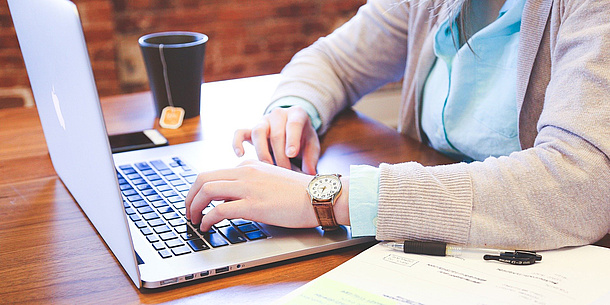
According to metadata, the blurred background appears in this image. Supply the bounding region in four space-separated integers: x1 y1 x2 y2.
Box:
0 0 367 108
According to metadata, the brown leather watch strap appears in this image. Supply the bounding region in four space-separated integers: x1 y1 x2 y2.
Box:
312 200 339 231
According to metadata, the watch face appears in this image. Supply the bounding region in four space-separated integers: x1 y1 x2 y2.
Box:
308 174 342 200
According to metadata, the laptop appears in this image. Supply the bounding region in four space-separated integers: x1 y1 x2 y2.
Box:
8 0 373 289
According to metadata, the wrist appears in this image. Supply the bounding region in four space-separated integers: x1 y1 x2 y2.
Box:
334 176 350 226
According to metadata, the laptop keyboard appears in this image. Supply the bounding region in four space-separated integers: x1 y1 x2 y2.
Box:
117 157 269 259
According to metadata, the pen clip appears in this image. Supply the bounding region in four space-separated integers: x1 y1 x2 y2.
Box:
484 250 541 265
510 250 542 262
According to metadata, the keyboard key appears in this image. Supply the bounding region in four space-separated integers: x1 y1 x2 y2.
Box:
152 241 165 250
178 229 199 241
119 183 132 191
165 238 185 248
153 225 171 234
152 180 167 187
126 194 143 202
157 206 174 214
157 185 172 192
141 169 155 176
150 160 169 170
185 176 197 184
176 185 190 192
169 218 186 227
214 219 231 228
236 223 258 233
162 212 181 221
245 230 267 240
142 212 160 221
129 214 142 222
166 196 183 204
203 232 228 247
165 174 180 181
170 180 185 187
159 169 173 176
140 227 153 235
162 190 178 197
187 239 210 252
180 170 197 177
119 165 134 170
151 201 169 209
136 183 152 191
135 162 152 170
125 207 136 215
174 225 188 234
137 206 154 214
217 226 247 244
147 174 162 181
146 194 163 202
131 178 146 185
173 201 186 209
147 218 165 227
122 189 137 196
126 173 141 180
196 226 215 235
147 235 160 243
230 219 251 226
171 245 191 256
134 220 147 229
131 200 148 208
159 231 178 241
121 168 136 175
158 249 172 258
141 189 157 196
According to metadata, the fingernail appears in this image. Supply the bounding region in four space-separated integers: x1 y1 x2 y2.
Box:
286 146 296 157
235 148 243 157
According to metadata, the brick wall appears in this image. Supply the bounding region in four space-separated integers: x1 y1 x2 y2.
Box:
0 0 365 108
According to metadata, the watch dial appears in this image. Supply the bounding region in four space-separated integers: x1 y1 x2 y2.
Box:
308 175 341 200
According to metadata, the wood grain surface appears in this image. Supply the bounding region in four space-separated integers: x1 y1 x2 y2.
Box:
1 77 607 304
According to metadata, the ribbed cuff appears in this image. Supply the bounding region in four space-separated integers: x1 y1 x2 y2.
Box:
376 162 473 245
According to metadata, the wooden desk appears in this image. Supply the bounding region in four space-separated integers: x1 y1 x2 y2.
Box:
1 76 608 304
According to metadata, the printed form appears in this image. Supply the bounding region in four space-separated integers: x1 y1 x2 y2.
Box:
278 243 610 305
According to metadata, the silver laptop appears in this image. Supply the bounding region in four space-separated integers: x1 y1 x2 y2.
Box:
9 0 372 289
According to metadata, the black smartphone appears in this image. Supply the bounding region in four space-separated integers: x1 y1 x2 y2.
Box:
108 129 168 153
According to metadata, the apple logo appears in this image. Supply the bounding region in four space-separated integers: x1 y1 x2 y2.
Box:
51 86 66 130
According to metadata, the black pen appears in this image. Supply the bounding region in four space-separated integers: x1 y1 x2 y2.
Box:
384 241 541 265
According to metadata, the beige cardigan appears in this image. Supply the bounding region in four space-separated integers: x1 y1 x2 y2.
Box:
271 0 610 250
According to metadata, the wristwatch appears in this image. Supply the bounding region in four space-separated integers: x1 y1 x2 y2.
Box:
307 174 342 231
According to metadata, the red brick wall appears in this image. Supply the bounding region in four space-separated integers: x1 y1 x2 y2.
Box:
0 0 365 107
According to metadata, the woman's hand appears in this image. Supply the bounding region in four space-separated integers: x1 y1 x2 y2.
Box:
185 160 350 232
233 106 320 175
185 160 314 231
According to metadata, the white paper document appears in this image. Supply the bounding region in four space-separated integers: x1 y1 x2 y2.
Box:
278 243 610 305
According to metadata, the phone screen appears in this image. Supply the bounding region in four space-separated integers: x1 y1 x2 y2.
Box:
109 130 168 153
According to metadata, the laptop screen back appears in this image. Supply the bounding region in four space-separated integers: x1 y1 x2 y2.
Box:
8 0 141 287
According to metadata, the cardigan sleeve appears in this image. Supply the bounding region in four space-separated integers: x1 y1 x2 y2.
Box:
376 0 610 250
270 0 410 134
